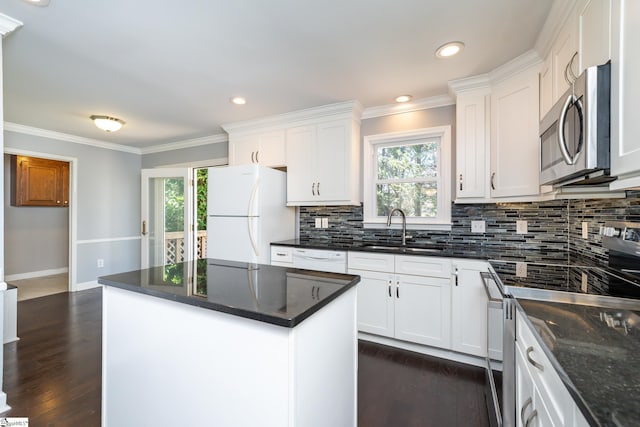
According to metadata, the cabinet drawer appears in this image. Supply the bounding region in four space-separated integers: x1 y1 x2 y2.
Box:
348 251 394 272
271 246 293 265
517 311 572 427
395 255 451 278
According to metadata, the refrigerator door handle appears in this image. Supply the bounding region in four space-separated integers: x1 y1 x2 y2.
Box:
247 178 260 257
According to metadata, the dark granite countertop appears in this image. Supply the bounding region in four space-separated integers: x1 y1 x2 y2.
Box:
98 258 360 328
271 239 571 263
517 299 640 427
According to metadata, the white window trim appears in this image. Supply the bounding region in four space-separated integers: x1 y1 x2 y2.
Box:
363 126 452 230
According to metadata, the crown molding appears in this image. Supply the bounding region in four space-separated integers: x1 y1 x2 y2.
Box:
140 133 228 155
488 49 542 84
0 14 23 38
534 0 577 58
4 122 142 154
222 100 363 134
448 74 491 96
361 95 455 120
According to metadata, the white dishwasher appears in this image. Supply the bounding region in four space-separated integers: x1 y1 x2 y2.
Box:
291 248 347 274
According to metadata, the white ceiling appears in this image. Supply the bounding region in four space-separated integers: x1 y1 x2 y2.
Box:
1 0 553 149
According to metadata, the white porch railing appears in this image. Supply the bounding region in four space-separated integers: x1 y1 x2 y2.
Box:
165 230 207 264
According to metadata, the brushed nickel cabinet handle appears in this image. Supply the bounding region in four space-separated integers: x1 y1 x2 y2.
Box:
520 397 532 425
142 220 148 236
526 346 544 371
251 152 255 163
525 409 538 427
317 182 320 196
312 182 316 196
459 174 463 191
256 151 260 163
490 172 496 190
396 281 399 298
388 281 392 297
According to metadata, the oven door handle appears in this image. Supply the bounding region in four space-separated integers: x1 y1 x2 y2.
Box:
481 271 503 303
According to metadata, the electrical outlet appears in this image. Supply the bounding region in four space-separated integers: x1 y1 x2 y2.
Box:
582 221 589 239
581 272 588 293
322 217 329 228
97 259 104 268
314 218 322 228
516 262 527 278
471 220 486 233
516 220 528 234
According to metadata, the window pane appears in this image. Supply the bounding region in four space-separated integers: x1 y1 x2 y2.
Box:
376 182 438 217
377 142 438 180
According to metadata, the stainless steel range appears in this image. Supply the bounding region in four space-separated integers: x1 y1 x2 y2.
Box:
482 221 640 427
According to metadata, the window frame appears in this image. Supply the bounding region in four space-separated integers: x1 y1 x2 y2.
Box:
363 126 452 230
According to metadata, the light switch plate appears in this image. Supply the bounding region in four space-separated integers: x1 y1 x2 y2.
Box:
471 220 486 233
581 272 588 293
582 221 589 239
516 262 527 278
321 217 328 228
314 218 322 228
516 220 528 234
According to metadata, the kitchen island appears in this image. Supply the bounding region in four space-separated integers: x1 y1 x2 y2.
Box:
98 259 359 427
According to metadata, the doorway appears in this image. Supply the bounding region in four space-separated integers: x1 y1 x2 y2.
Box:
3 150 76 301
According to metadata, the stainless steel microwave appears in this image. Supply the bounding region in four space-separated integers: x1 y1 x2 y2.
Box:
539 62 613 186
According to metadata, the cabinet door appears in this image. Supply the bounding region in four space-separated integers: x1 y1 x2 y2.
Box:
552 13 578 102
257 130 286 167
490 68 540 198
286 126 315 203
539 52 554 119
394 274 451 348
12 155 65 207
349 269 394 338
516 346 536 427
315 120 349 202
229 135 259 166
455 93 488 199
578 0 611 72
451 261 489 357
610 0 640 180
61 161 70 206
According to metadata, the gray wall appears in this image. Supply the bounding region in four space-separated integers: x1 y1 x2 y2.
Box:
4 131 142 284
3 154 69 276
142 142 227 168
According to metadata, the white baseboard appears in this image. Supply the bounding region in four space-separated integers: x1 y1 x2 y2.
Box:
0 391 10 414
5 267 69 282
358 332 487 369
74 281 102 292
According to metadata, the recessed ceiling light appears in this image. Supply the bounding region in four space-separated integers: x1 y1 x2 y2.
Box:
435 41 465 59
90 115 125 132
230 97 247 105
395 95 412 103
23 0 50 6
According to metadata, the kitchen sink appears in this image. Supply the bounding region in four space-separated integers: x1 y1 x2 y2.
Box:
361 245 443 254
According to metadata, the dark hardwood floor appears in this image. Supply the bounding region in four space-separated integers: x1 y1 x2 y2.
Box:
3 289 489 426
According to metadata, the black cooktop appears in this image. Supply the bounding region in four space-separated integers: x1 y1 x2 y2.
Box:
489 260 640 299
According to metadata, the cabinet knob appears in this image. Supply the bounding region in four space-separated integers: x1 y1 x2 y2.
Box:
56 200 61 204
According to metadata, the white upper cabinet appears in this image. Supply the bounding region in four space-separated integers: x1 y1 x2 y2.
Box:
609 0 640 189
451 52 542 203
577 0 612 72
455 90 489 200
552 12 579 104
228 130 286 167
539 52 554 118
223 101 362 204
490 66 541 198
286 116 361 206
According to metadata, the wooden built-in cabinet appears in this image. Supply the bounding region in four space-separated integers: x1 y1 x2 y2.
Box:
10 155 70 207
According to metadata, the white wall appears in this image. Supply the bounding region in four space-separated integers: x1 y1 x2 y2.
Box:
142 142 227 168
4 131 142 285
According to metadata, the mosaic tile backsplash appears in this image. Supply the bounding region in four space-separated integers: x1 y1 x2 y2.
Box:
299 191 640 265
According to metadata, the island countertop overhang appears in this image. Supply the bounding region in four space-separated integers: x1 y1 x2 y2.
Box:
98 258 360 328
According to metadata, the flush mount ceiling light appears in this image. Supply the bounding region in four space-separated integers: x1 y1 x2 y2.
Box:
395 95 413 103
23 0 50 6
230 97 247 105
435 41 465 59
90 115 125 132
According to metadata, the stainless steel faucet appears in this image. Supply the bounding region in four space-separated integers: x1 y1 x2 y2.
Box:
387 208 408 246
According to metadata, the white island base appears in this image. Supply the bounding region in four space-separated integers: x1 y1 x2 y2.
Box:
102 286 357 427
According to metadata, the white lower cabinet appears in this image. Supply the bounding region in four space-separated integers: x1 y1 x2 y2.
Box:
348 252 452 349
451 260 492 357
516 310 590 427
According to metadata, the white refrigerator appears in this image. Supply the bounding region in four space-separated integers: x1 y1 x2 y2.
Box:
207 164 295 264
